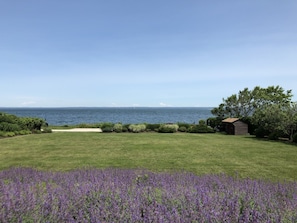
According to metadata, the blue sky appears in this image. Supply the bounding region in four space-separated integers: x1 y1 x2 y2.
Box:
1 0 297 107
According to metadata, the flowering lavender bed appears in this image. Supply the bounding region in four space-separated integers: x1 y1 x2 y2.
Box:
1 168 296 222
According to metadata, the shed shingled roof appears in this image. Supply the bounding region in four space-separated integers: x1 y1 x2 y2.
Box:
222 118 240 123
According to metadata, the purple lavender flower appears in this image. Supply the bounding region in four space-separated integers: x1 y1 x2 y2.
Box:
0 168 296 222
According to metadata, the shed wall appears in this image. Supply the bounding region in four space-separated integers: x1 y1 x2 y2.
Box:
233 121 248 135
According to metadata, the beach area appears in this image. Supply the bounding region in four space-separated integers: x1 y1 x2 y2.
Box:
51 128 102 132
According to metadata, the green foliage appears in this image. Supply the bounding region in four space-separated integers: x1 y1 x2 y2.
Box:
100 123 114 132
102 127 113 133
198 120 206 125
188 122 215 133
32 130 42 134
158 124 179 133
0 122 21 132
99 122 114 128
211 86 296 141
254 127 267 138
292 133 297 143
252 102 297 141
0 112 46 137
0 130 30 137
206 117 223 128
177 122 191 132
0 131 5 137
211 85 293 118
268 132 280 140
17 130 32 135
178 126 188 132
128 124 146 133
122 124 130 132
0 112 19 123
18 117 45 131
113 123 123 133
0 131 16 137
42 128 52 133
146 124 160 132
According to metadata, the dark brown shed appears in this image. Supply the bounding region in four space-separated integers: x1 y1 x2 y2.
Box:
222 118 248 135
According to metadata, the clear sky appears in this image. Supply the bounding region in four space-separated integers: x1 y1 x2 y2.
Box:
1 0 296 107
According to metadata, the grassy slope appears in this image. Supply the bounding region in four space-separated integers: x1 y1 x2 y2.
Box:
0 133 296 181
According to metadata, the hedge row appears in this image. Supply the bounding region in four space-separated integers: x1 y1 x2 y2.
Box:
97 122 215 133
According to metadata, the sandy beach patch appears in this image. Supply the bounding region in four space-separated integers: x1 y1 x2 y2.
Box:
51 128 102 132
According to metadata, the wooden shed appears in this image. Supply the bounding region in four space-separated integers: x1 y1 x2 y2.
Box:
222 118 248 135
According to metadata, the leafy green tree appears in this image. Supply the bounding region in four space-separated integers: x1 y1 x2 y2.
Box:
211 86 293 118
283 102 297 141
252 102 297 141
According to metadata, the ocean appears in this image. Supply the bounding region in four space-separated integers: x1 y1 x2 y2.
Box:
0 107 214 126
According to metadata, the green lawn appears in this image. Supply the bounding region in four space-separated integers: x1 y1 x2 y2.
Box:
0 133 296 181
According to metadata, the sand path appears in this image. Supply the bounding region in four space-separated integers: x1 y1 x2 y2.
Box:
51 128 102 132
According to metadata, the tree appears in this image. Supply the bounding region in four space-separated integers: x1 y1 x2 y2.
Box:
211 86 293 119
252 102 297 141
279 102 297 141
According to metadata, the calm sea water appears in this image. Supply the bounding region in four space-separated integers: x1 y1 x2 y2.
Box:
0 107 214 126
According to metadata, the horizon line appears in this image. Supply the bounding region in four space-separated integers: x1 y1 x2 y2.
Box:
0 106 215 108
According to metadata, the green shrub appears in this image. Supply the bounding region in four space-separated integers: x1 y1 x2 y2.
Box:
146 124 160 132
177 123 191 129
198 120 206 125
102 127 113 133
158 124 179 133
0 112 47 137
100 123 114 133
3 132 15 137
207 117 223 128
18 117 45 131
292 132 297 143
178 126 188 132
207 126 215 133
128 124 146 133
99 122 113 128
189 124 215 133
0 122 21 132
42 128 52 133
0 112 19 124
254 127 267 138
122 124 130 132
17 130 32 135
113 123 123 133
32 130 42 134
268 132 280 140
122 126 128 132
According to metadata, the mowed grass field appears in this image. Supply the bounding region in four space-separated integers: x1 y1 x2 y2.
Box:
0 132 296 181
